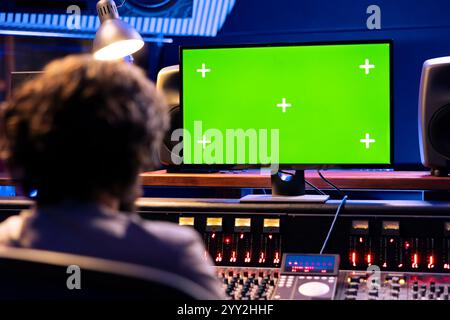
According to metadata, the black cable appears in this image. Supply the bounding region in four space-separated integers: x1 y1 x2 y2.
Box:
317 170 345 197
305 180 327 196
320 195 348 254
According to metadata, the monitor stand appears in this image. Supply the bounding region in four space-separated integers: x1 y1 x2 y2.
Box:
240 170 329 203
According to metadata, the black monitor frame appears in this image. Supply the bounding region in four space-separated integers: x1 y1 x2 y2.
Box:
178 39 394 171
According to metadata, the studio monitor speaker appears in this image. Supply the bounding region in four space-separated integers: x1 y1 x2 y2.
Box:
156 65 181 165
419 57 450 176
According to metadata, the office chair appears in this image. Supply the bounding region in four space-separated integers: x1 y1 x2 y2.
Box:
0 247 215 300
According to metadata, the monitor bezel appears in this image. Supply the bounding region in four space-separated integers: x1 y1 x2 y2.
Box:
179 39 394 170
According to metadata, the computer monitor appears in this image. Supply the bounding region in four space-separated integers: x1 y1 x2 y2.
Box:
181 40 392 200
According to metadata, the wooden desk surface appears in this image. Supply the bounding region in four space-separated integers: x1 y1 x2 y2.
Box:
0 170 449 190
140 170 450 190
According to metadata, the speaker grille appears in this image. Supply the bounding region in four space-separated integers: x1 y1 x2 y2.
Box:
429 103 450 159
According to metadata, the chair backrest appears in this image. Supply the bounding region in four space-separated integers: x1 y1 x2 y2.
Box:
0 247 215 300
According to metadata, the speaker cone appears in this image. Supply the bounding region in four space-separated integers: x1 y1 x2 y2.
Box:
429 103 450 159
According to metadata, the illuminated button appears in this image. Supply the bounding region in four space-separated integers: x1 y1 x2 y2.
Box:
321 277 328 280
306 276 313 280
299 276 305 279
314 276 320 280
298 282 330 297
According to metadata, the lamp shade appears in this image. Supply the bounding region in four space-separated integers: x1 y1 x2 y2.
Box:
93 0 144 61
93 19 144 61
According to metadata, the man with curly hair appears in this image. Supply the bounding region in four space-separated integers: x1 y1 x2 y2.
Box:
0 55 222 298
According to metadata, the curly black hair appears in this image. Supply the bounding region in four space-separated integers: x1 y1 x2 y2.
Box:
0 54 168 206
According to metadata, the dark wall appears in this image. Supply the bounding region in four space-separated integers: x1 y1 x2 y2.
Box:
161 0 450 168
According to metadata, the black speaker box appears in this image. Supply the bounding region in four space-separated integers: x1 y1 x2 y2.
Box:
419 57 450 176
156 65 182 166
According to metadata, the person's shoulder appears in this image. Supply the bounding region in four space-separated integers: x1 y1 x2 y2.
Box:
129 215 202 246
0 210 33 245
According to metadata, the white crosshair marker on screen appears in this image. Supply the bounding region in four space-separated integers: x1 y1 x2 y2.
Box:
359 59 375 75
276 98 292 112
196 63 211 78
360 133 376 149
197 135 211 149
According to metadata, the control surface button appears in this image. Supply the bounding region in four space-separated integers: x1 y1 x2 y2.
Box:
430 282 436 293
391 283 401 291
345 288 358 296
368 289 379 297
349 282 359 289
298 282 330 297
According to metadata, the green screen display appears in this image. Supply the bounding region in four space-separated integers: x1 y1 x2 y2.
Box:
182 42 391 165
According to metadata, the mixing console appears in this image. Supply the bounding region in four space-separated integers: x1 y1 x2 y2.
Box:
135 197 450 300
215 254 450 300
216 266 450 300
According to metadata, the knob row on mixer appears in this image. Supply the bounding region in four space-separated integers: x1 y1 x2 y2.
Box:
339 272 450 300
216 268 279 300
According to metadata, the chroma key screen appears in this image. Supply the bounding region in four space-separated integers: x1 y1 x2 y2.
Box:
181 42 391 165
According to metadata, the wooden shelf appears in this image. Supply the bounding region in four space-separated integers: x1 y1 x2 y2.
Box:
1 170 449 191
140 170 450 190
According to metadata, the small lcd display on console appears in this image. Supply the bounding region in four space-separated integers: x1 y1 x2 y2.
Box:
282 254 339 275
